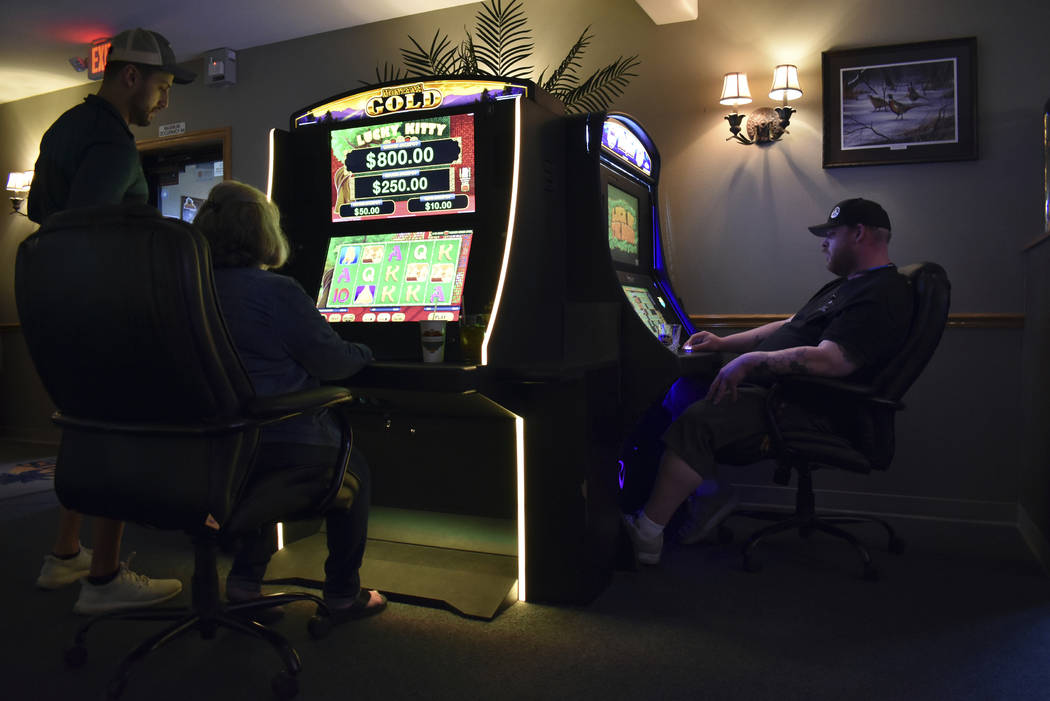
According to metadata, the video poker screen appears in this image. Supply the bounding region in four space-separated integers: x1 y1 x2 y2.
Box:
316 230 473 323
607 183 640 267
329 112 476 222
621 283 666 340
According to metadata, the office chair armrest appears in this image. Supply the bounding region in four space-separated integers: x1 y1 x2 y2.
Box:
245 386 354 426
776 375 903 411
763 376 903 456
52 412 253 436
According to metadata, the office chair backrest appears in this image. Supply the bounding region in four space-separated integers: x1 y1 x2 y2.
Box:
838 262 949 471
15 204 254 422
869 262 951 401
15 204 258 528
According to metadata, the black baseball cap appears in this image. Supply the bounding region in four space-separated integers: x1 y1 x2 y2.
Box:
808 198 891 236
107 28 196 84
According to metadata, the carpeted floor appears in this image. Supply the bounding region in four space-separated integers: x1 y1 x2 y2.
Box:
3 474 1050 701
2 439 1049 700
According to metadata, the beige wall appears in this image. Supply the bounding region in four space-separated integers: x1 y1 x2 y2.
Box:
1 0 1047 526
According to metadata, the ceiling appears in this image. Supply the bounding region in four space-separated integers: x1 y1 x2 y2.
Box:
0 1 694 106
0 0 480 105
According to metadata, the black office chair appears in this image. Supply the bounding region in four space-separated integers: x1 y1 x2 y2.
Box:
720 262 951 580
16 204 358 700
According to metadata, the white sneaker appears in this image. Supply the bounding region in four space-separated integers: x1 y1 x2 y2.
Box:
74 556 182 615
676 487 740 545
36 545 93 589
623 513 663 565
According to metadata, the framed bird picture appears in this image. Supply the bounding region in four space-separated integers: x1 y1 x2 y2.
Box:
821 37 977 167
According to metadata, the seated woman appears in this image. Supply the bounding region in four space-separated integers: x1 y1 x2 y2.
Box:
195 180 386 620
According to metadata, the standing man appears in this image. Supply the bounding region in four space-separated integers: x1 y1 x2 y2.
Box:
624 198 915 564
28 28 194 614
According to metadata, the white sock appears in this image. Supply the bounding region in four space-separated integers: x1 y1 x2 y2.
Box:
636 511 664 539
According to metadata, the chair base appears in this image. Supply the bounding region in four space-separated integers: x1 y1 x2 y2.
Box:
726 507 904 580
65 592 331 700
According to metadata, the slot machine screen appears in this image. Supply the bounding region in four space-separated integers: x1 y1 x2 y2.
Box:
329 112 476 222
316 229 473 323
601 165 653 274
607 183 639 267
621 283 666 340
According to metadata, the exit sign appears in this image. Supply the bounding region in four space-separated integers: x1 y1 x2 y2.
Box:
88 38 111 81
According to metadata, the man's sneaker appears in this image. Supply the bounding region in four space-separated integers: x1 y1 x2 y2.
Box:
675 487 740 545
623 513 663 565
74 559 182 615
36 545 93 590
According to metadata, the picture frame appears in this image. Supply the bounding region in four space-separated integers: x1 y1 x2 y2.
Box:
822 37 977 168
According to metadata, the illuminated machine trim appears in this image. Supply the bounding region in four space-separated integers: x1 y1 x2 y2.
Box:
294 79 529 126
480 95 522 367
514 415 526 601
601 117 653 178
266 128 276 199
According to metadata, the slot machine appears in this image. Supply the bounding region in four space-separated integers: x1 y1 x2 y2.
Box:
267 78 624 617
566 113 722 510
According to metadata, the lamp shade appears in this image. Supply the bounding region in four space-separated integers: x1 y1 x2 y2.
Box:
719 73 753 107
6 170 33 193
768 64 803 101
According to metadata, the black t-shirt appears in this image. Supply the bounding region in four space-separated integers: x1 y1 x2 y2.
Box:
28 94 148 224
755 265 913 382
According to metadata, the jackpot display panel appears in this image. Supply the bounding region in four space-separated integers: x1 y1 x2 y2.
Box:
330 113 477 222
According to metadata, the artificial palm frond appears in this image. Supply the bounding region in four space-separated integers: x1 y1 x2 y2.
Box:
382 1 640 113
559 55 641 114
539 27 592 97
366 62 407 85
472 0 534 78
458 30 480 76
401 30 460 77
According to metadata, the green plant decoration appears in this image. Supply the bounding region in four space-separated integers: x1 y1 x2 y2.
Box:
371 0 640 114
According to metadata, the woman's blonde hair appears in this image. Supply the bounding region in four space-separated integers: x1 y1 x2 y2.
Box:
194 181 290 269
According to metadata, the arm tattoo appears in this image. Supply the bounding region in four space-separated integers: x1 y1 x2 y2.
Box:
758 349 814 377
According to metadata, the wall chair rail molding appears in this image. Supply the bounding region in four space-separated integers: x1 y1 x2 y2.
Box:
689 313 1021 330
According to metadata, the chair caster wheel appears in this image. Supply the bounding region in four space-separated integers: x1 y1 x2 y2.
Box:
64 644 87 668
888 537 906 554
272 671 299 699
717 525 734 545
307 614 333 639
862 565 880 582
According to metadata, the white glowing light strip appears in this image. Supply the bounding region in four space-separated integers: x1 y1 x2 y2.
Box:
480 95 523 366
268 129 281 550
266 128 276 200
515 414 526 601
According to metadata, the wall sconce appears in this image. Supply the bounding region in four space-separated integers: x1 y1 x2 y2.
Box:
720 64 802 145
7 170 33 216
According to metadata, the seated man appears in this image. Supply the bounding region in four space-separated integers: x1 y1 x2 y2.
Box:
624 198 915 564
